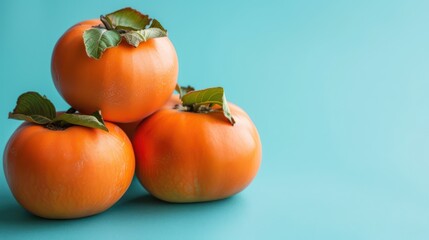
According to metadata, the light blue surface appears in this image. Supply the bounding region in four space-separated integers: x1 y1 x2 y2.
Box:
1 0 429 239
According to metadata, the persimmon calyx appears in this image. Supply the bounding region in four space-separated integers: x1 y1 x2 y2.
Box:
8 92 108 131
83 7 168 59
176 84 236 126
175 84 195 99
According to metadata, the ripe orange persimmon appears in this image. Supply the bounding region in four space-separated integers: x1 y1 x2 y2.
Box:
51 19 178 123
3 122 135 219
133 94 262 202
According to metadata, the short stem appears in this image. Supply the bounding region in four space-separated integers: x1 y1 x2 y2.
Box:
175 104 213 113
100 15 113 30
174 104 190 111
45 122 67 131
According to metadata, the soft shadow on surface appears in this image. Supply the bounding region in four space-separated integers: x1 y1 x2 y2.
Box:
0 197 103 229
0 178 142 228
112 176 245 216
0 178 246 229
125 192 239 207
0 201 37 224
0 190 42 227
110 189 244 219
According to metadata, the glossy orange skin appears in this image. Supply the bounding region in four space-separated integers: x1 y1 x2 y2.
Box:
3 122 135 219
51 19 179 123
133 95 262 202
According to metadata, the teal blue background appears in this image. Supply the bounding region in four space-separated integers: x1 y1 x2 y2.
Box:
1 0 429 239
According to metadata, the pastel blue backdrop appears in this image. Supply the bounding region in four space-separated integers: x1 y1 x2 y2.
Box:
1 0 429 239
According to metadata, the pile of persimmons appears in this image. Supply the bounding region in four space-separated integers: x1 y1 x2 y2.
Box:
3 7 262 219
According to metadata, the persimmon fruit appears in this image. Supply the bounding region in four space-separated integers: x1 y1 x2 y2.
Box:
133 93 262 202
51 18 178 123
3 121 135 219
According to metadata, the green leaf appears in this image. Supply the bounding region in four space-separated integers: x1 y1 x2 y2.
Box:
182 87 236 125
149 19 167 32
8 91 109 131
83 28 121 59
9 92 56 124
91 110 106 126
106 7 151 31
175 84 195 99
123 28 167 47
52 112 108 132
8 113 52 125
